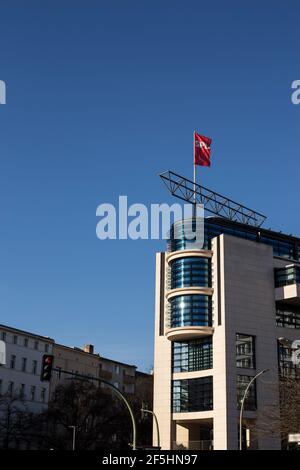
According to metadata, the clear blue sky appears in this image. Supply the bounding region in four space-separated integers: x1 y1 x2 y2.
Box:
0 1 299 371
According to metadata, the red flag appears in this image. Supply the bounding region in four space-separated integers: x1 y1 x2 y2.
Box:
194 132 212 167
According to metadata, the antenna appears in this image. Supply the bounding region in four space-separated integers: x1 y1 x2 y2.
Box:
160 170 267 228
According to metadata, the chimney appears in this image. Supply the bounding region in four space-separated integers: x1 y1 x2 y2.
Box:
83 344 94 354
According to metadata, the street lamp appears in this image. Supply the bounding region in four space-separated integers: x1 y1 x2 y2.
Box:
141 405 160 449
69 426 76 451
239 368 269 450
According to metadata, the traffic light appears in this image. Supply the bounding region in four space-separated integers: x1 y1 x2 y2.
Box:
40 354 54 381
141 401 149 420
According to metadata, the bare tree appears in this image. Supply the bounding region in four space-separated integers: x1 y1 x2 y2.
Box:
0 394 31 449
252 376 300 448
38 380 135 450
0 376 154 450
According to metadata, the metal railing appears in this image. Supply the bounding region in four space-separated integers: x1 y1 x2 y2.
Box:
160 170 267 227
172 440 213 450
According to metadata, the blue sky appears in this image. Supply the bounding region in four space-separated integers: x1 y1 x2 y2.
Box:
0 1 299 371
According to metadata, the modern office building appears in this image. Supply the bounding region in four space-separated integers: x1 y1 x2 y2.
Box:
153 216 300 450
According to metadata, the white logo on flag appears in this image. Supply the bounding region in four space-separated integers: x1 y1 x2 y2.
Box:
195 141 210 150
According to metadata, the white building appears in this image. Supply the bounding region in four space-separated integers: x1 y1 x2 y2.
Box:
0 324 54 412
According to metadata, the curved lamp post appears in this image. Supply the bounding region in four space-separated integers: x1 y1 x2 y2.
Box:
105 380 137 450
141 408 160 448
68 425 76 451
239 368 269 450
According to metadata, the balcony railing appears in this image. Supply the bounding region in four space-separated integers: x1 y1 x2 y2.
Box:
275 265 300 287
99 369 113 380
123 373 135 385
172 440 213 450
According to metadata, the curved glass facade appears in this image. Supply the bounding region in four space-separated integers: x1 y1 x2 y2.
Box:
168 219 202 252
170 294 212 328
168 217 300 261
171 257 211 289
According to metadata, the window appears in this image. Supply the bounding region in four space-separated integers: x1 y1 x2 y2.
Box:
170 257 212 289
24 338 28 347
237 375 256 411
30 386 36 401
276 304 300 329
236 334 256 368
261 237 295 260
10 354 16 370
32 360 37 375
13 335 18 345
22 357 27 372
115 365 120 374
34 341 39 350
45 344 49 353
172 337 213 372
8 381 14 396
124 384 134 394
1 332 6 341
170 295 212 328
274 265 300 287
19 384 25 398
41 388 46 403
278 342 300 379
172 377 213 412
114 382 119 389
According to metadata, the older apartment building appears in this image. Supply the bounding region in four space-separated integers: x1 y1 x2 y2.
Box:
0 324 54 411
51 343 137 395
0 324 148 413
153 216 300 450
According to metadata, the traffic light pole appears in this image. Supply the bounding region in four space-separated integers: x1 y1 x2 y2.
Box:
51 368 137 450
